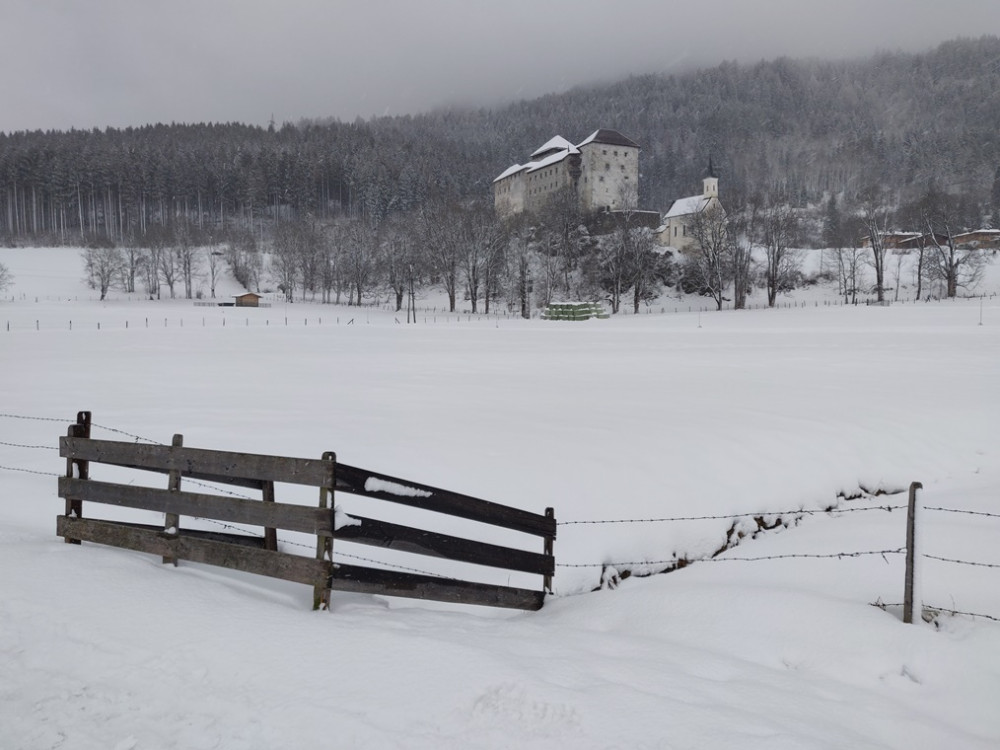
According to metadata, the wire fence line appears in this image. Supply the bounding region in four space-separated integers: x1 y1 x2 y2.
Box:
0 439 58 451
926 505 1000 520
0 463 62 478
557 548 906 569
872 602 1000 623
923 553 1000 569
5 411 1000 616
0 412 67 423
558 504 906 526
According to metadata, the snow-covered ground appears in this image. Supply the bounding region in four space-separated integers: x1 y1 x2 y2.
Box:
2 247 999 749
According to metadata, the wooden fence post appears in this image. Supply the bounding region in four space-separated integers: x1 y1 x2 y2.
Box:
313 451 336 611
262 481 277 551
163 434 183 566
543 507 555 594
63 411 91 544
903 480 923 624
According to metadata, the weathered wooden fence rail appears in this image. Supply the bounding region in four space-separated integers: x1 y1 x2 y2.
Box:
57 411 556 611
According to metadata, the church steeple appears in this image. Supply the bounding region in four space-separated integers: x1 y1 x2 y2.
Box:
703 156 719 198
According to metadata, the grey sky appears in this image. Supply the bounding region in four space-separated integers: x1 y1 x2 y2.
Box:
2 0 998 134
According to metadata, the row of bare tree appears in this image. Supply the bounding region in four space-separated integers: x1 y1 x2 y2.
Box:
77 179 991 313
826 187 989 302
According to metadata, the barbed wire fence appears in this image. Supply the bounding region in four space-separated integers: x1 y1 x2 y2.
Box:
3 411 999 617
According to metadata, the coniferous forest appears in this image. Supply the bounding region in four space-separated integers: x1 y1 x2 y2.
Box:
2 37 999 313
2 36 997 244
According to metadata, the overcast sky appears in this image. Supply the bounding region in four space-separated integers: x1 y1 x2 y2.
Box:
2 0 999 134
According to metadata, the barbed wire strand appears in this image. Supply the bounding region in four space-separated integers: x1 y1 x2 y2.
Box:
923 553 1000 569
557 548 906 569
90 422 162 444
329 550 455 580
0 411 177 445
872 602 1000 623
927 606 1000 623
559 505 905 526
0 464 62 478
0 413 66 423
0 440 58 451
925 506 1000 520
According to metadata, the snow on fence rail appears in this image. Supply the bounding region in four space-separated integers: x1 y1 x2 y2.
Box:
55 411 556 611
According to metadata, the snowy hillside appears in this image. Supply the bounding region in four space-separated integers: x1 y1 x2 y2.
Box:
2 247 999 749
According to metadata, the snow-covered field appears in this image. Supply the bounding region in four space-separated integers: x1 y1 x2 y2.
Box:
2 247 999 749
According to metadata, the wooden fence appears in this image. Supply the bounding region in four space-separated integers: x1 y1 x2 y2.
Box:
57 412 556 611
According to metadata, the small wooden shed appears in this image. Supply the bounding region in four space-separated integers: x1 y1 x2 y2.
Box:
234 292 261 308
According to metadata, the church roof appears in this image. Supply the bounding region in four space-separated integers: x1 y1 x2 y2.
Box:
664 195 713 219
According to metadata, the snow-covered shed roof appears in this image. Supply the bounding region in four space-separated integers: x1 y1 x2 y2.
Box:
664 195 712 219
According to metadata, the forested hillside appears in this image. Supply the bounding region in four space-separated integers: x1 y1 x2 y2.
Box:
2 35 998 246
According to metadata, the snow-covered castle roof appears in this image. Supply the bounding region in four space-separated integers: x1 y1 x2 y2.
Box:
494 129 637 184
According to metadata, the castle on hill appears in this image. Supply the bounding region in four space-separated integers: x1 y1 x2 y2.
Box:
492 129 640 216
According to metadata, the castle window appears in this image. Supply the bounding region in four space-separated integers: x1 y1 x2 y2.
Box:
599 176 605 182
614 151 618 156
605 163 610 171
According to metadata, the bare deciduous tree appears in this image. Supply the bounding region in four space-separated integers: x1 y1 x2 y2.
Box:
420 201 462 312
686 205 731 310
859 187 891 302
206 247 223 299
224 229 261 292
758 203 800 307
118 236 143 294
82 244 122 301
344 218 377 306
0 261 14 293
919 189 986 298
173 224 200 300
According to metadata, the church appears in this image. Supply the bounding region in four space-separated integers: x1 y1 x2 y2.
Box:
656 160 723 251
493 129 640 216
